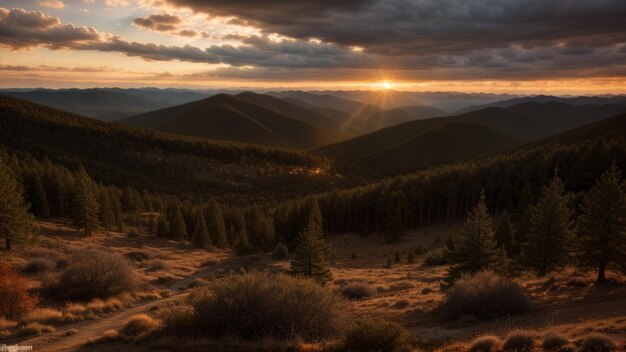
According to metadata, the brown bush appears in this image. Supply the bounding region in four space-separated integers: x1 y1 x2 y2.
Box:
342 316 411 352
16 322 56 337
469 335 503 352
22 258 56 274
165 272 343 341
20 308 63 325
144 259 170 272
0 263 39 319
423 248 449 266
440 271 532 320
272 243 289 260
578 334 617 352
58 250 139 300
121 314 159 337
502 330 535 352
341 282 377 300
542 332 569 351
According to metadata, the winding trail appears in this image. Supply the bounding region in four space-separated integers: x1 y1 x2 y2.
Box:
13 266 217 352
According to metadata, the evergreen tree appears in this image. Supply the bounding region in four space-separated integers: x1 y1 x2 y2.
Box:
577 165 626 283
147 215 157 235
516 181 534 217
192 211 211 249
25 173 50 219
447 190 498 282
407 251 415 263
166 202 187 241
385 192 406 243
247 207 275 250
520 175 573 276
98 188 113 234
234 227 254 256
109 189 124 232
493 211 514 257
445 234 455 251
0 159 35 250
290 202 332 284
394 251 401 263
70 168 99 236
205 199 228 248
156 213 169 238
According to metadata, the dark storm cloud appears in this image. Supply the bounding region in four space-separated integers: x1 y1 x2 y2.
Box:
133 13 182 32
166 0 626 56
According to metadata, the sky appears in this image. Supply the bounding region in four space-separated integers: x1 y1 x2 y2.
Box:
1 0 626 94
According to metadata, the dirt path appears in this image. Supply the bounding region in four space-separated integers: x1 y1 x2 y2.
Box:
14 266 217 352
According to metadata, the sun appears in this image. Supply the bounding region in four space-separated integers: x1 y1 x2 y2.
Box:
382 81 392 90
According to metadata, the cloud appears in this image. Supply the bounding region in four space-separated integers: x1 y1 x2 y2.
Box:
165 0 626 57
133 13 182 32
38 0 65 9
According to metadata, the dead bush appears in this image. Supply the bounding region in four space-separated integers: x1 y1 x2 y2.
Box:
121 314 159 337
469 335 503 352
342 316 412 352
16 322 56 337
22 258 56 274
578 334 617 352
145 259 170 272
542 332 569 351
423 248 449 266
166 272 343 341
58 249 139 300
341 282 377 300
440 270 532 320
20 307 63 325
0 263 39 319
502 330 535 352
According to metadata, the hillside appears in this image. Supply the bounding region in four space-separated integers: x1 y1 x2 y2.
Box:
0 88 208 121
362 105 447 130
315 102 626 172
457 94 626 114
118 93 345 149
0 94 366 203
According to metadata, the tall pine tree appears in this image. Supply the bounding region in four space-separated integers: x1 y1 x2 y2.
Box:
70 168 99 236
205 198 228 248
166 202 187 241
577 164 626 283
192 211 211 249
520 174 573 276
447 190 498 282
0 159 35 250
290 202 332 284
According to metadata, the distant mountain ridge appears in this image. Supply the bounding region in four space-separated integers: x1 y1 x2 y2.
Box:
456 94 626 114
118 92 347 149
315 101 626 173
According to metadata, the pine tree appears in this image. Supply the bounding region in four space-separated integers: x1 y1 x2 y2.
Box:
70 168 99 236
234 227 254 256
394 251 401 263
445 234 455 251
447 190 498 282
520 174 573 276
493 211 514 257
290 202 332 284
205 199 228 248
109 189 124 232
192 211 211 249
577 165 626 283
99 188 113 234
156 213 169 238
407 251 415 263
385 192 406 243
0 160 35 250
166 202 187 241
25 173 50 219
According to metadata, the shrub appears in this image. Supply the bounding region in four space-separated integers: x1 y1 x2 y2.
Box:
542 332 569 351
0 263 39 319
469 335 503 352
502 330 535 352
392 299 410 309
172 272 343 341
341 283 377 300
440 271 532 320
145 259 170 272
272 243 289 260
342 316 411 352
0 317 17 330
125 251 150 262
120 314 159 337
22 258 56 274
158 305 195 337
16 322 56 337
59 250 139 300
101 329 119 340
20 308 63 325
423 247 449 266
578 334 617 352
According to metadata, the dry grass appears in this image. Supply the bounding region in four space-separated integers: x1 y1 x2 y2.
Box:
20 307 64 325
16 322 56 337
502 330 536 352
469 335 502 352
578 333 617 352
0 317 17 330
